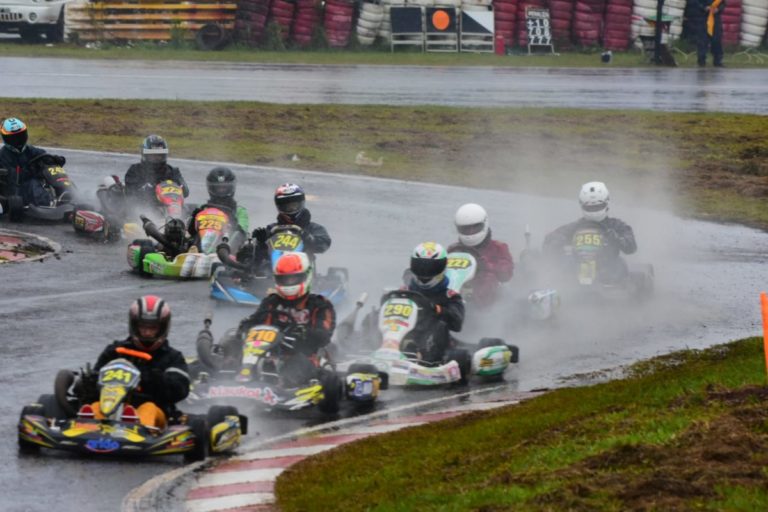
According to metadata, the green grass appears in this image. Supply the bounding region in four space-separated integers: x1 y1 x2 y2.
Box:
2 41 767 67
276 338 768 511
5 98 768 229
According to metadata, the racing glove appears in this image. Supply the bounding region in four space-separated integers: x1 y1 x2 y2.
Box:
52 155 66 166
303 233 316 249
252 227 268 244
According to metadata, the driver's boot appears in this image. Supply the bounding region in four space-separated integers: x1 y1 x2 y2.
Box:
137 402 167 431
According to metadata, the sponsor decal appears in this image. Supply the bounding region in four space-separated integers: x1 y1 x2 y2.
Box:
207 385 278 406
85 437 120 453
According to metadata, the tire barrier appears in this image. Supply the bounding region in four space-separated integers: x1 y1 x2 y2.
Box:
324 0 355 47
741 0 768 48
235 0 271 46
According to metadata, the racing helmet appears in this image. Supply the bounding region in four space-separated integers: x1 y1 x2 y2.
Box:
274 183 306 220
579 181 610 222
273 252 313 300
206 166 236 201
410 242 448 290
141 135 168 167
454 203 489 247
1 117 28 152
129 295 171 352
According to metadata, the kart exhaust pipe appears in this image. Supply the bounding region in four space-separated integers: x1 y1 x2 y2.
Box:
140 215 171 247
335 292 368 343
215 238 251 272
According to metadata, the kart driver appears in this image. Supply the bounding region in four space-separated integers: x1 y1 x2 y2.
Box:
87 295 190 429
124 135 189 205
542 181 637 283
403 242 465 363
235 252 336 385
0 117 64 211
447 203 513 307
188 166 250 240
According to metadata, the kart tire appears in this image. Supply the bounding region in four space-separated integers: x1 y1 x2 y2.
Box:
9 195 24 223
54 370 78 418
447 349 471 385
318 372 343 414
346 363 388 391
134 240 156 277
18 404 45 453
207 405 238 426
507 344 520 364
184 415 209 463
477 337 505 349
36 393 67 420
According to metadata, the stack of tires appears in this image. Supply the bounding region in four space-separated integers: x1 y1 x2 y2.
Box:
356 2 384 46
269 0 296 42
378 0 393 43
603 0 633 49
721 0 742 47
741 0 768 48
631 0 657 48
292 0 321 47
665 0 685 41
548 0 575 49
517 0 547 47
235 0 272 46
572 0 605 46
324 0 355 47
493 0 519 49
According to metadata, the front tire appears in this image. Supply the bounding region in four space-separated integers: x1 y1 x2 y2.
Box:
318 372 342 414
184 416 209 463
54 370 77 417
18 404 45 453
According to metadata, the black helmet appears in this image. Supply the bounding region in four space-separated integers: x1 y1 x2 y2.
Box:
206 166 236 201
1 117 28 152
128 295 171 352
141 135 168 167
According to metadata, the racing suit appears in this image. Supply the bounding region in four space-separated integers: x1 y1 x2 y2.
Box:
542 217 636 283
448 230 513 307
0 144 56 208
91 339 190 425
405 277 465 363
236 293 336 385
124 162 189 204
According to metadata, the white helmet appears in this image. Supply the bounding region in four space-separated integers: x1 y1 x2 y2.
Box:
273 252 313 301
454 203 489 247
579 182 609 222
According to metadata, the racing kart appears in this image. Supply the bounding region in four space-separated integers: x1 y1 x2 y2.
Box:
523 224 654 304
210 224 349 307
351 289 520 386
188 320 385 414
18 347 247 462
127 206 243 278
73 179 184 243
0 154 80 223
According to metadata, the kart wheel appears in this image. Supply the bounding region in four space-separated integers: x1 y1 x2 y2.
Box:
318 372 342 414
478 338 505 349
346 363 387 393
207 405 238 425
18 404 44 453
184 415 209 463
507 344 520 364
54 370 78 418
134 240 155 277
36 394 67 420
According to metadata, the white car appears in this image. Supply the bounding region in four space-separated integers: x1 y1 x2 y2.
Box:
0 0 68 42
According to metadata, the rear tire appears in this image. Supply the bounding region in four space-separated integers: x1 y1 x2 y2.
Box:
207 405 238 426
36 394 66 420
54 370 77 418
184 415 209 463
318 372 342 414
478 338 505 349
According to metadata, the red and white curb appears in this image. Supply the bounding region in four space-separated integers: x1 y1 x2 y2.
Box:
183 395 539 512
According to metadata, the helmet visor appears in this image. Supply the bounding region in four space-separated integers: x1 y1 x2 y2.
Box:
143 148 168 165
2 130 27 150
208 182 234 198
582 201 608 213
410 257 447 280
457 222 485 235
138 323 161 340
277 198 304 215
275 272 307 287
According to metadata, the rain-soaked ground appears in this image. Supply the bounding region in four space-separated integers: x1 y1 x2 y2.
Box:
0 57 766 113
2 149 766 511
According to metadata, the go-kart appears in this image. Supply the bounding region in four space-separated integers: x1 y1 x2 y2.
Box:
350 289 519 386
127 206 243 278
188 320 384 414
18 347 247 462
73 179 185 243
210 224 349 307
1 154 80 223
524 224 654 304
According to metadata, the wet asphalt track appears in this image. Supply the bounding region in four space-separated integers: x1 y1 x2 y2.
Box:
1 57 767 113
2 149 767 511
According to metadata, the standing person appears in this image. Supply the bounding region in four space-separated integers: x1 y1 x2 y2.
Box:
695 0 726 67
124 135 189 205
448 203 513 307
0 117 62 210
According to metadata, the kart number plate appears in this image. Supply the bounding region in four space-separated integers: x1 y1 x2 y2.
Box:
272 233 301 250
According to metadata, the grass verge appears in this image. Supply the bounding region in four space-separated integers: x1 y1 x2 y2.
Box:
276 337 768 511
4 98 768 229
1 41 767 68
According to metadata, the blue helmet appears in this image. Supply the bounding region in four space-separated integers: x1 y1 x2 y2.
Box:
1 117 28 152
